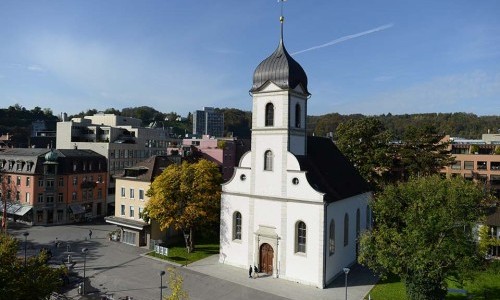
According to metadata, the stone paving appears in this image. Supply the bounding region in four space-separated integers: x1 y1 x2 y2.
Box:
8 220 378 300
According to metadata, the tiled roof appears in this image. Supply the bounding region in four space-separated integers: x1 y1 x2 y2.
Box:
296 136 371 202
116 155 179 182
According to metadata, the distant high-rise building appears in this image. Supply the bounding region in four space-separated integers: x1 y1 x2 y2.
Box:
192 107 224 138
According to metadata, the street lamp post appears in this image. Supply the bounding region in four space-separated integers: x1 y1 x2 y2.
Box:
343 267 350 300
23 232 29 268
81 248 88 295
160 270 166 300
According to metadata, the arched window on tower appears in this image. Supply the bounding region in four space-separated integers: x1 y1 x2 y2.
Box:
295 103 301 128
264 150 273 171
233 211 242 240
265 103 274 126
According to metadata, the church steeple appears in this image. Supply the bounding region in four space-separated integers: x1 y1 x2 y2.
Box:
250 11 309 95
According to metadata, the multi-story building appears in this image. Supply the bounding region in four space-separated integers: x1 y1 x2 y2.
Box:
105 155 181 247
441 133 500 258
192 107 224 138
182 135 250 182
57 113 174 214
0 148 107 226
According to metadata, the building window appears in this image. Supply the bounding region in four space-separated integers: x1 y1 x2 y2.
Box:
38 193 44 203
57 210 63 222
121 205 125 216
98 189 102 199
73 177 77 186
344 213 349 246
139 189 144 201
129 206 135 218
264 150 273 171
296 221 306 253
47 179 54 188
7 190 11 200
26 192 30 203
265 103 274 126
477 161 487 170
451 161 461 170
58 193 63 203
59 177 64 186
233 211 242 240
464 161 474 170
16 176 21 186
72 192 77 201
329 220 335 255
138 207 143 219
7 176 11 184
129 188 135 199
73 162 77 172
16 191 20 201
46 195 54 203
295 103 301 128
121 187 126 197
38 178 44 187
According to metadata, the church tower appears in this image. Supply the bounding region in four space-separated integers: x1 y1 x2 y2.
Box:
249 15 310 198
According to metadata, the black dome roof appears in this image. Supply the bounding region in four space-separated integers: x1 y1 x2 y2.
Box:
250 39 309 95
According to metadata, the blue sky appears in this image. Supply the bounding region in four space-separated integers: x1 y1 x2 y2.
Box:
1 1 499 117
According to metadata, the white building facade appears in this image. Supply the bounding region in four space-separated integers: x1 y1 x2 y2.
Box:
219 17 371 288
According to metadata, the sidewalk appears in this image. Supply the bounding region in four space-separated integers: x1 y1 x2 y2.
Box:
184 255 378 300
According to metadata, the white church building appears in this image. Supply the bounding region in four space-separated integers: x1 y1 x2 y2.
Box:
219 15 372 288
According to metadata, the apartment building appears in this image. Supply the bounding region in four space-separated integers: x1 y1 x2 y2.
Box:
0 148 107 226
440 133 500 258
56 113 175 214
105 155 180 247
192 107 224 138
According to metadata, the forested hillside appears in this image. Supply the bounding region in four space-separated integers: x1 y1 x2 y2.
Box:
1 104 498 142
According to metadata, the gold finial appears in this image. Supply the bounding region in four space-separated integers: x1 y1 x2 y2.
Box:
280 16 284 23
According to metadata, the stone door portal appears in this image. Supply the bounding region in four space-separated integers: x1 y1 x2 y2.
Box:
259 243 274 275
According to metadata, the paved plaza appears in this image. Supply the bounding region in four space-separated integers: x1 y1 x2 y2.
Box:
8 220 377 300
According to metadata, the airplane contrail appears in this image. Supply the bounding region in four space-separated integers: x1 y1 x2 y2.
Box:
291 23 394 56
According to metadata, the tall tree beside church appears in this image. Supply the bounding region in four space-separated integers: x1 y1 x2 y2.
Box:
0 233 65 299
335 117 395 191
398 125 454 179
358 175 492 300
144 159 222 252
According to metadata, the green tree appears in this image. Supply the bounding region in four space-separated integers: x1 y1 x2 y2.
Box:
398 125 454 179
335 117 395 191
145 159 222 252
0 233 65 299
359 175 492 300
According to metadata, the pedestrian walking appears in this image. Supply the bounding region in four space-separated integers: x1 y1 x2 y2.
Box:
89 230 93 240
253 265 259 278
249 265 253 278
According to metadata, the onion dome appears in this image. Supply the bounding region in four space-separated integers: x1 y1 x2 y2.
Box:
250 20 309 95
45 149 58 162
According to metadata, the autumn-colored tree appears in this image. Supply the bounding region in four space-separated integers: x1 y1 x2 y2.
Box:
0 233 65 299
165 267 189 300
145 159 222 252
359 176 492 300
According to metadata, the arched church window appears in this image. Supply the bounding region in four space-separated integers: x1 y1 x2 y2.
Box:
296 221 306 253
295 103 301 128
344 213 349 246
329 220 335 255
265 103 274 126
264 150 273 171
233 211 242 240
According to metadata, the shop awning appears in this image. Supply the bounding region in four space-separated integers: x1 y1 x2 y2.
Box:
69 204 85 214
14 205 32 216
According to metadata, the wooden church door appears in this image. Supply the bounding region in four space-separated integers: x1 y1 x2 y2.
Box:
259 243 274 275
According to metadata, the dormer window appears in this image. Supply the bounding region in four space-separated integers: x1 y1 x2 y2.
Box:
265 103 274 126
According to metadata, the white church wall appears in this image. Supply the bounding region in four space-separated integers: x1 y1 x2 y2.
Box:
239 151 251 168
253 135 287 197
324 192 371 286
222 167 251 195
282 201 324 287
219 194 251 268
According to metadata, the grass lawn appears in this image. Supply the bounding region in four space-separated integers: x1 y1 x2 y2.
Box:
147 241 219 265
367 260 500 300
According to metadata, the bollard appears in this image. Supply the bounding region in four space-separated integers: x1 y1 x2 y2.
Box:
78 283 82 295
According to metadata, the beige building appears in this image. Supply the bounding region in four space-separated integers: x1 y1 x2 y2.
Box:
105 155 180 247
57 113 176 214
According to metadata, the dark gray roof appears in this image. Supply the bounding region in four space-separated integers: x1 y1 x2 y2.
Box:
115 155 180 182
296 136 370 203
250 39 309 95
